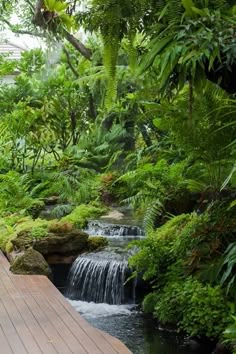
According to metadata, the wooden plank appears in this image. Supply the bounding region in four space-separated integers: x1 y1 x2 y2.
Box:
0 324 13 354
28 276 86 354
36 276 102 354
40 278 120 354
0 300 27 354
0 274 42 354
4 273 57 354
20 276 72 354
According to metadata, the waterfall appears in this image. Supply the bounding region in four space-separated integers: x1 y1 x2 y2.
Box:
85 220 144 238
67 250 133 305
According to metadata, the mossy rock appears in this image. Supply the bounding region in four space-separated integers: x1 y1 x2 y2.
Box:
12 228 89 256
10 248 51 277
87 236 108 251
11 230 32 250
48 221 74 234
61 203 107 228
34 230 89 256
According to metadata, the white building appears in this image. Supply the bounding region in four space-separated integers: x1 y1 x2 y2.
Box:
0 39 26 83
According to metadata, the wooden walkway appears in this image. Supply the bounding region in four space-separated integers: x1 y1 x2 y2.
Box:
0 252 132 354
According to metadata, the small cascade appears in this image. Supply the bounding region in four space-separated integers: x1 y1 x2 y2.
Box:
67 249 134 305
85 220 144 238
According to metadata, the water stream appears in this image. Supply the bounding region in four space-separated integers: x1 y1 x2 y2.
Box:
66 217 211 354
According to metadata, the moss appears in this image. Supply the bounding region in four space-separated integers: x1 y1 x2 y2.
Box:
61 203 107 228
5 241 13 253
87 236 108 251
15 217 48 234
10 248 51 277
48 221 74 234
0 222 14 250
34 230 89 256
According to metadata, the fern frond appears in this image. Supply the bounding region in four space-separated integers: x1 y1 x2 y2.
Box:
143 199 164 232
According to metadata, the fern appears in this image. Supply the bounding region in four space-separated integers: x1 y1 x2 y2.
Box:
143 199 164 232
51 204 74 218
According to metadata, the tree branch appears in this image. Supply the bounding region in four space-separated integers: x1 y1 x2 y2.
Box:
63 47 79 78
32 0 46 27
64 31 92 60
31 0 92 60
0 17 45 38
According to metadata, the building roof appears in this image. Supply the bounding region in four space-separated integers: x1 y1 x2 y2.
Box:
0 40 26 60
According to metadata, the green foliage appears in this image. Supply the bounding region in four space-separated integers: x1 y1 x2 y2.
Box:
15 217 49 236
129 213 190 280
61 203 107 228
224 316 236 354
142 292 159 314
51 204 74 218
130 203 236 282
140 1 236 95
120 159 188 231
30 226 48 239
0 171 33 212
154 278 230 338
217 243 236 298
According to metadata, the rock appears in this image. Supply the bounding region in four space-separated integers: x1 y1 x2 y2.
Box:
34 230 89 256
43 196 60 205
11 230 34 250
212 343 230 354
11 226 89 258
10 248 51 277
100 210 125 220
87 236 108 251
26 200 45 219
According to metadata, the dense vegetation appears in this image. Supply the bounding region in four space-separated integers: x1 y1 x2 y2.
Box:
0 0 236 352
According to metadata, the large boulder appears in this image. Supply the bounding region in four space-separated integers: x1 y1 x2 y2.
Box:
11 222 89 264
34 230 89 256
10 248 51 277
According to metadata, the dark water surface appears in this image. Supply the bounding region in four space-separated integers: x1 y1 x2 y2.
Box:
69 300 211 354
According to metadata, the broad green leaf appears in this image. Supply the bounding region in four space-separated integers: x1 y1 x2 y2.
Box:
139 36 174 74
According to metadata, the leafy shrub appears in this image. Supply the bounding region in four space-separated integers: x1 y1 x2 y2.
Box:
155 278 230 338
61 203 107 228
128 213 191 280
142 292 159 314
119 159 188 230
129 205 236 282
87 236 108 251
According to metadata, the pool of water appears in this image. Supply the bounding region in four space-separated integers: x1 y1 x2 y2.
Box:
69 300 212 354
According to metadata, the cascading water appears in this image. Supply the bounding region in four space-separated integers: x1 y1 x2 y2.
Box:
66 217 208 354
86 220 144 237
66 249 131 304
